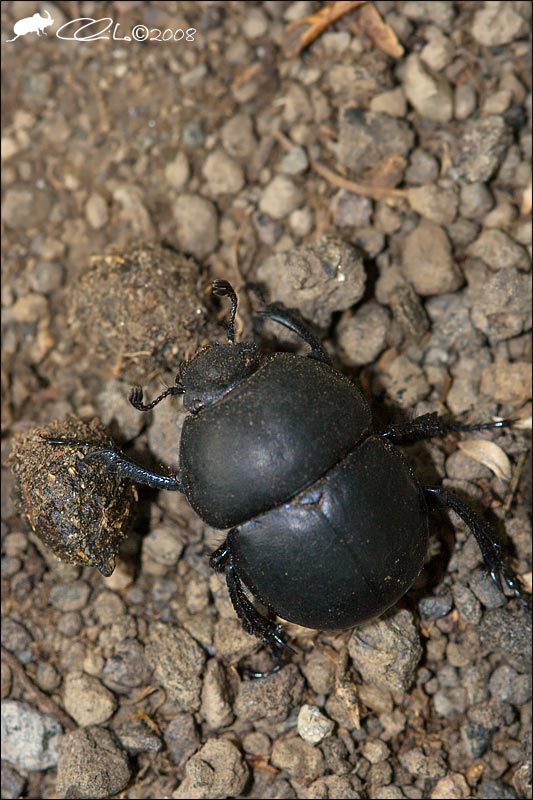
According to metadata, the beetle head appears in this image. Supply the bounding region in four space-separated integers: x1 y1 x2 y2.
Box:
181 341 260 413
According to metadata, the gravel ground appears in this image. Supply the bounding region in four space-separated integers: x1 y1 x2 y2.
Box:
1 1 532 798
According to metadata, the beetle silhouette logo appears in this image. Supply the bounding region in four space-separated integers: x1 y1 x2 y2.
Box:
6 8 53 41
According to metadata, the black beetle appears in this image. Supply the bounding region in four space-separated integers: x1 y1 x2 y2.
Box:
49 280 526 672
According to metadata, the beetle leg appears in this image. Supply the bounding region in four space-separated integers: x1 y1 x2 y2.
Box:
43 437 183 492
226 563 295 656
424 486 529 606
209 541 230 572
217 532 295 663
382 412 513 445
248 283 332 365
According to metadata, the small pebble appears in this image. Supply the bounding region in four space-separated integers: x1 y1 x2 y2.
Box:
279 146 309 175
63 671 117 726
221 113 256 160
336 108 414 174
49 580 91 612
202 149 245 195
173 194 218 258
143 526 184 566
173 738 249 799
297 704 334 744
454 83 477 120
164 713 200 767
10 293 48 323
289 207 313 237
85 193 108 229
165 152 190 190
257 235 366 328
56 726 131 799
472 1 530 46
337 301 390 366
259 175 304 219
28 261 64 294
467 228 530 272
455 116 511 183
271 737 325 784
401 220 463 295
103 638 151 690
200 659 233 729
407 184 458 225
398 746 447 779
145 622 205 712
430 773 470 799
348 609 422 693
1 701 62 770
403 54 453 122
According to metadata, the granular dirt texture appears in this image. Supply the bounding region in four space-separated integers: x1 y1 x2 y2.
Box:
1 2 532 800
9 416 138 577
68 243 219 384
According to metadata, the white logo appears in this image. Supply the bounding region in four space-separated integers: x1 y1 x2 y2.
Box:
6 8 53 42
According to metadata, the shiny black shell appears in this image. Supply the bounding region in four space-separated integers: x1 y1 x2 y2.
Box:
231 437 428 629
179 353 371 529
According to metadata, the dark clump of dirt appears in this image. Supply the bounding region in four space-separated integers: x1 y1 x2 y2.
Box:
68 243 220 384
9 416 138 577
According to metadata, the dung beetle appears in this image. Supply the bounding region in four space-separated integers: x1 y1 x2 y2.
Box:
48 280 527 673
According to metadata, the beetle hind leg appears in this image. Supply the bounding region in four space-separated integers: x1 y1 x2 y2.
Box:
210 534 294 674
424 486 529 607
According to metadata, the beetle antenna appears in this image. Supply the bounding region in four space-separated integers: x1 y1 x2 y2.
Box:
212 279 238 343
129 382 184 411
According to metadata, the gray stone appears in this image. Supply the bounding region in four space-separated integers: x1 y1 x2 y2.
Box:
164 713 200 767
336 108 414 174
165 152 190 190
202 149 244 195
336 302 390 366
460 183 494 220
398 746 446 779
407 184 458 225
401 220 463 295
173 194 218 258
271 737 325 784
279 146 309 175
257 235 366 328
378 353 430 409
469 267 532 343
221 113 256 159
348 609 422 692
472 1 530 46
103 638 151 691
297 704 334 744
259 175 304 219
1 700 62 770
56 726 131 799
145 622 205 711
455 116 512 183
63 671 117 726
454 84 477 120
200 658 233 729
403 54 453 122
467 228 530 272
85 193 108 229
49 580 91 612
173 738 249 799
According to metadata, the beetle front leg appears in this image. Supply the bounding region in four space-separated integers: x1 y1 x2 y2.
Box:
248 283 332 365
424 486 529 605
44 438 183 492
